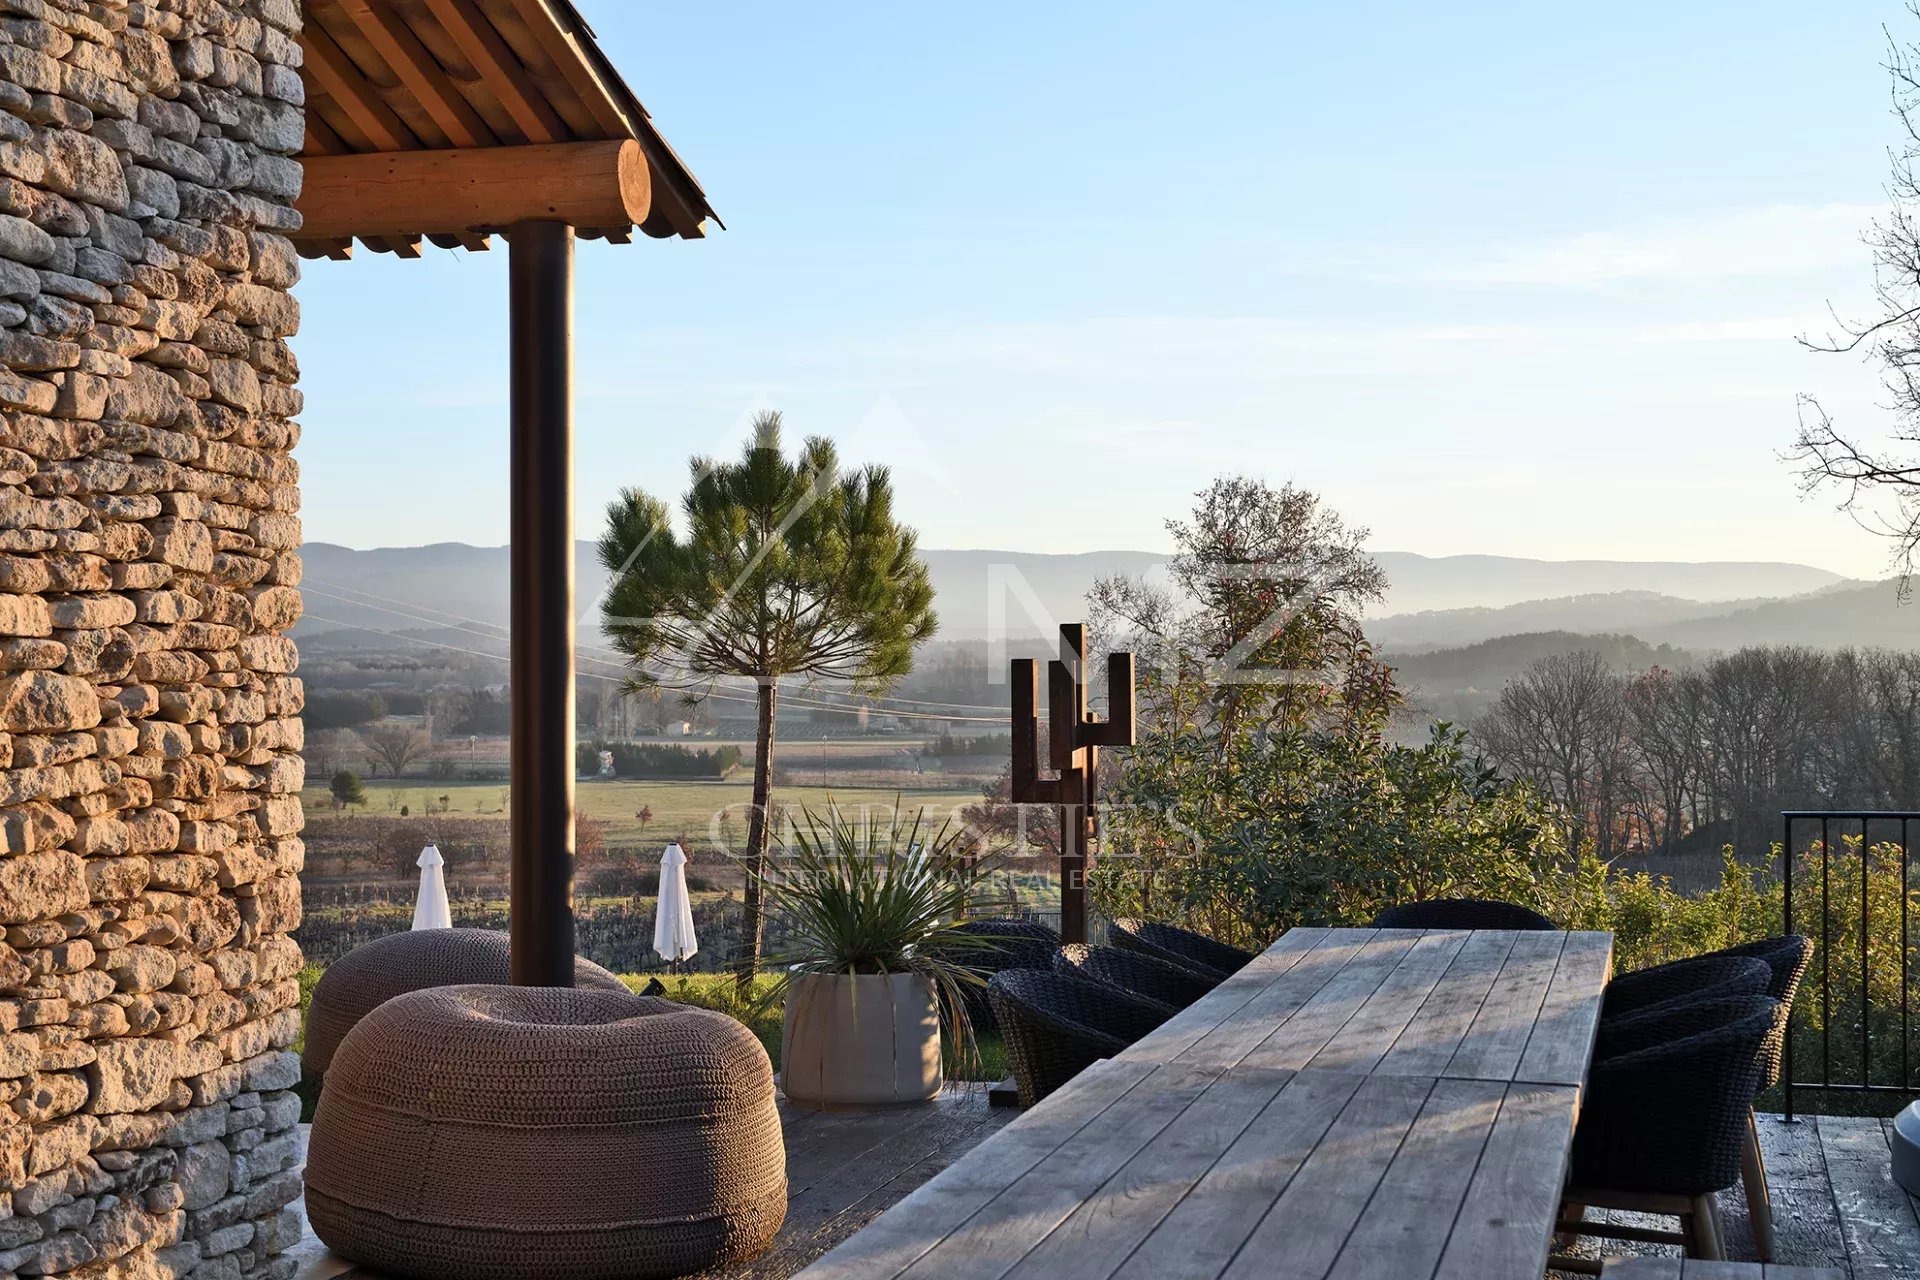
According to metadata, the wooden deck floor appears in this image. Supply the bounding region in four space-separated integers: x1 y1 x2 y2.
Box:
288 1103 1920 1280
1555 1113 1920 1279
288 1088 1015 1280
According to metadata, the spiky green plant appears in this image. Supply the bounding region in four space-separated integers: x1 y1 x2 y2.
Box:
746 803 1000 1074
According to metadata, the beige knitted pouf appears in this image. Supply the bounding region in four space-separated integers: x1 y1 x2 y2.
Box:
302 927 631 1078
306 984 788 1280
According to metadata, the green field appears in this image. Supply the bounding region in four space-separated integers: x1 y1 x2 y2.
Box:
302 776 986 849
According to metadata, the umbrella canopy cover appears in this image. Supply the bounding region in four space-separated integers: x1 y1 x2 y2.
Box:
654 842 699 963
412 844 453 931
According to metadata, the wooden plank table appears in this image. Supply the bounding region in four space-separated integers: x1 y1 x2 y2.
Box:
796 928 1614 1280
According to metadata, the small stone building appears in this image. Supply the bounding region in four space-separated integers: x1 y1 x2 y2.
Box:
0 1 713 1277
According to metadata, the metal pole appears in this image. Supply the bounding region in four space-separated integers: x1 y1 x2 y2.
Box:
508 219 577 987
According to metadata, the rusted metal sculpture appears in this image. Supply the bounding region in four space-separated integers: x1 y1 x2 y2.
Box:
1010 624 1137 944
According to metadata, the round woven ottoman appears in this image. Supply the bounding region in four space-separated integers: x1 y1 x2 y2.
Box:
302 928 630 1078
306 985 788 1280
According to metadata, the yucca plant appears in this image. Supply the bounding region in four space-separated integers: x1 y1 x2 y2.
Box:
746 803 1001 1078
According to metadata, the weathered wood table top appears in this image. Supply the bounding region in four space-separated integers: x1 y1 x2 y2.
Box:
795 928 1614 1280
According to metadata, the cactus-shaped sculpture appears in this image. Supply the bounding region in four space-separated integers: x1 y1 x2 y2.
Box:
1009 624 1138 943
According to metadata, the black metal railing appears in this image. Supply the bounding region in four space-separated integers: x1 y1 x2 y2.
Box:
1781 810 1919 1118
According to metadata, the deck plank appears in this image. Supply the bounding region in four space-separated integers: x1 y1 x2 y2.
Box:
1756 1116 1851 1274
1815 1114 1920 1278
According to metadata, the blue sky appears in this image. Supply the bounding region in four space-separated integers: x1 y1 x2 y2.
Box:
296 0 1907 576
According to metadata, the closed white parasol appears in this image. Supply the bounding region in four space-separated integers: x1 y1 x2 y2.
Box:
411 843 452 931
653 841 698 965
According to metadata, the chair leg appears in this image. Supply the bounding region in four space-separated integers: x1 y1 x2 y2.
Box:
1686 1193 1725 1260
1741 1109 1775 1262
1555 1199 1586 1250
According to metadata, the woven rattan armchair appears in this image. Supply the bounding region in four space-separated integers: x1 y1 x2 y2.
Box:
1108 919 1254 985
1624 935 1809 1262
1556 995 1780 1265
948 917 1060 1030
987 969 1170 1106
1600 953 1772 1019
1369 898 1557 931
1052 944 1214 1014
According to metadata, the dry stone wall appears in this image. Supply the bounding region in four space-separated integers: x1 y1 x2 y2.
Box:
0 0 308 1278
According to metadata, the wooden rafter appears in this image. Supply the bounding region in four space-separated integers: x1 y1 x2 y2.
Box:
499 0 628 138
336 0 498 150
295 0 715 254
302 21 421 154
419 0 566 144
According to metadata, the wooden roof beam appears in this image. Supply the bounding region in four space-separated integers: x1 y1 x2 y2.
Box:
420 0 567 144
336 0 498 149
295 139 650 243
301 21 421 153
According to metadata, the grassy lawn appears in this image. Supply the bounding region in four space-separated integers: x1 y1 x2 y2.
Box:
303 777 985 850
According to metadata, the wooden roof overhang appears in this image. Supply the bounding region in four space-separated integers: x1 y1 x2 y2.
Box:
293 0 718 259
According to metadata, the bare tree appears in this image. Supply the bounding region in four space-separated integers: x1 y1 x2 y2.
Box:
1792 6 1920 583
362 722 431 779
1476 651 1630 856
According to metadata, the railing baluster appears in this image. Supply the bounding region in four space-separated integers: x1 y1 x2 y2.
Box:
1785 811 1796 1121
1781 810 1920 1109
1823 815 1831 1090
1863 817 1872 1087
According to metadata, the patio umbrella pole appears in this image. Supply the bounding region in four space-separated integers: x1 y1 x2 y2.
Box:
508 218 578 987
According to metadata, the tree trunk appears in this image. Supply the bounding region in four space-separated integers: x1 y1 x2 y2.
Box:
737 680 779 996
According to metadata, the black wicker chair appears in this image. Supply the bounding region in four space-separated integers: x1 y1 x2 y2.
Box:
1108 919 1254 985
1052 944 1214 1014
986 970 1171 1106
1637 935 1810 1262
1600 953 1772 1019
1369 898 1557 931
1555 995 1780 1264
948 918 1060 1031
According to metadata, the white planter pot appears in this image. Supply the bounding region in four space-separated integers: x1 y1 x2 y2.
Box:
781 970 941 1108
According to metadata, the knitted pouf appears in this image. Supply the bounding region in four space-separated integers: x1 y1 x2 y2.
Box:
306 984 788 1280
302 927 630 1078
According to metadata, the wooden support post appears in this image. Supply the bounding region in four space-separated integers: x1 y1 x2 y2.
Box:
508 219 577 987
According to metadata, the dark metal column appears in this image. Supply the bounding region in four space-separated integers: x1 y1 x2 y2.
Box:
508 220 577 987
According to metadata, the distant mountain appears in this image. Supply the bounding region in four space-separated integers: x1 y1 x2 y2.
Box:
1385 631 1692 724
1368 591 1762 651
1368 553 1842 615
292 542 1854 646
1364 579 1920 653
1639 579 1920 650
293 543 1169 642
